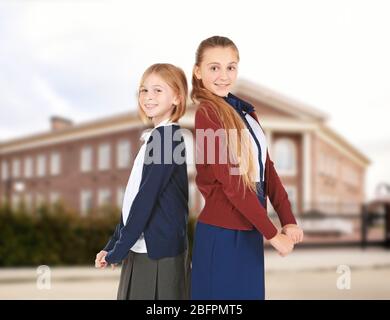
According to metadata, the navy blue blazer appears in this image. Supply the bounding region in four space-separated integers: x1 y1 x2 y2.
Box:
104 125 189 263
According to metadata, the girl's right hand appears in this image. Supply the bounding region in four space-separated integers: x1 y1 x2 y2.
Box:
95 250 108 269
268 233 294 257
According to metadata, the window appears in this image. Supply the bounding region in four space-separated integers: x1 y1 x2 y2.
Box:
317 194 338 214
274 138 296 175
24 193 33 213
98 143 111 170
80 190 93 216
117 187 125 209
11 193 21 210
24 157 33 178
340 201 360 214
1 161 9 181
12 159 21 178
318 153 325 174
81 146 93 172
50 192 60 204
342 166 359 187
98 188 111 207
36 155 46 177
117 140 131 168
319 153 340 178
328 156 338 178
284 186 297 213
50 152 61 175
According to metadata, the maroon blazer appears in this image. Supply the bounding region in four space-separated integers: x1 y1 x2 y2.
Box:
195 101 297 240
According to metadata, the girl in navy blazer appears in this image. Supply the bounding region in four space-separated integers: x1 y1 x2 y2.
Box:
191 36 304 300
95 63 190 300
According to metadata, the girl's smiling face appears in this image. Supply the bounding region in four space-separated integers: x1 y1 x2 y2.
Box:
139 73 180 126
194 46 239 97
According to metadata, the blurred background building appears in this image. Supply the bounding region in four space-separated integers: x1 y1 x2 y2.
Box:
1 0 389 300
0 79 369 221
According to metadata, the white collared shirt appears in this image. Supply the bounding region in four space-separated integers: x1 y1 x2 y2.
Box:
245 113 267 182
121 118 178 253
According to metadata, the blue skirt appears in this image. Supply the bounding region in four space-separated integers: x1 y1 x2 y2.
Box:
191 181 266 300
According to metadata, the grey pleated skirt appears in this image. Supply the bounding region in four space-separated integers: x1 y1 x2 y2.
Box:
117 250 191 300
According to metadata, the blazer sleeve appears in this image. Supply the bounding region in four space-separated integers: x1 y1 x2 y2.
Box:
266 152 297 226
248 111 298 228
105 126 181 264
195 103 278 240
102 218 124 252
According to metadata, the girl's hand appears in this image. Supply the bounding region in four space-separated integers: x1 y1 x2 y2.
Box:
99 255 108 269
100 256 117 270
268 233 294 257
282 224 304 244
95 250 108 269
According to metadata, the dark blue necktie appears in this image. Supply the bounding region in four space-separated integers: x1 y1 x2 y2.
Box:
223 93 265 201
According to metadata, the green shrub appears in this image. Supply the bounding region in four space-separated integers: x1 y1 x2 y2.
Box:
0 203 117 266
0 203 197 266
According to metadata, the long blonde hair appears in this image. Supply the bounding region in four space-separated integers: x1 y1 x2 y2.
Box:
192 36 257 192
138 63 188 123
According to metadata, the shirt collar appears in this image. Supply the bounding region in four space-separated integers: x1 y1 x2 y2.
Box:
154 117 178 128
223 92 255 114
140 118 178 142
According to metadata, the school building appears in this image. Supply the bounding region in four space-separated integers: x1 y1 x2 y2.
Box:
0 79 370 218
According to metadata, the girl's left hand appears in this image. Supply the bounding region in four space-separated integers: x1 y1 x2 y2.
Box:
101 256 118 270
281 224 304 244
99 255 108 269
95 250 108 269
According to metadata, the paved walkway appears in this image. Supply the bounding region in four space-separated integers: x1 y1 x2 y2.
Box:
265 247 390 272
1 248 389 299
2 247 389 281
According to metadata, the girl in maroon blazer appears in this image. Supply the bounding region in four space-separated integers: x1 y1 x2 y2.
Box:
191 36 304 300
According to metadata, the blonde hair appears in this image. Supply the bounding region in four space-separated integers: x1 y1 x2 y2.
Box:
138 63 188 123
192 36 257 193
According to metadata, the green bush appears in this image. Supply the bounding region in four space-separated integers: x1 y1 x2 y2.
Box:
0 203 197 267
0 203 118 267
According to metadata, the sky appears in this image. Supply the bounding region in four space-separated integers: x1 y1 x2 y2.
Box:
0 0 389 200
